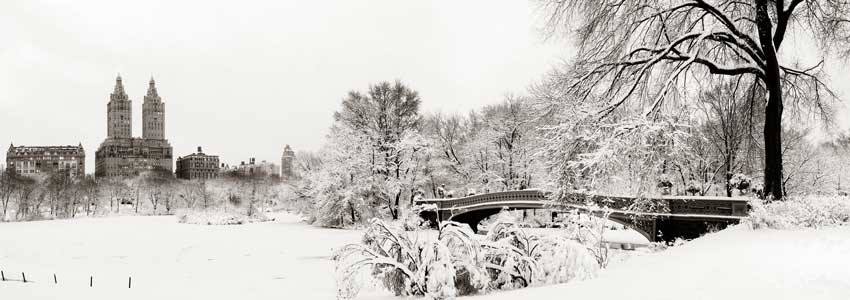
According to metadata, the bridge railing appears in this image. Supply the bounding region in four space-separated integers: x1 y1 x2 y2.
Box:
416 190 750 217
416 189 548 210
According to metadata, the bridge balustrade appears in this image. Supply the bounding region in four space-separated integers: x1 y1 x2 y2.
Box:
418 190 749 218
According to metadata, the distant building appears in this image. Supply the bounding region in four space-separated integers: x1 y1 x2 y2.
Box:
280 144 295 180
176 146 220 180
95 75 174 177
6 144 85 178
223 158 277 177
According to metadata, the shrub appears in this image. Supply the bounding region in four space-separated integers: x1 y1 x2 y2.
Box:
334 218 599 299
747 196 850 229
729 173 751 192
482 222 539 289
176 209 272 225
403 204 438 231
334 219 469 299
560 208 612 268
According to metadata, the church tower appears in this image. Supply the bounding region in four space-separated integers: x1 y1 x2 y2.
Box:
106 75 132 138
143 77 165 140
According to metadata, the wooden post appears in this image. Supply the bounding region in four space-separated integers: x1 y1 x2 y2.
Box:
1 270 4 281
89 276 92 287
128 276 132 288
22 272 26 283
53 273 57 284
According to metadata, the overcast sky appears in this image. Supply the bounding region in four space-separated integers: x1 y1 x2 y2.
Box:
0 0 568 173
2 1 849 174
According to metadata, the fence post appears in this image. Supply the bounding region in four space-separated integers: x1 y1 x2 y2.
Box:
22 272 26 283
89 276 92 287
54 273 57 284
128 276 132 288
1 270 4 281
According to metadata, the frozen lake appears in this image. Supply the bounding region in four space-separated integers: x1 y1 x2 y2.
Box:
0 212 653 299
0 213 364 299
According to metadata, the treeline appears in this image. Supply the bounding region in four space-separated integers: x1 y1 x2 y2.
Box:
295 79 850 228
0 168 293 222
293 82 549 228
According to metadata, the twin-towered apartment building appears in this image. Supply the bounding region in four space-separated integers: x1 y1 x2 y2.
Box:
6 75 295 181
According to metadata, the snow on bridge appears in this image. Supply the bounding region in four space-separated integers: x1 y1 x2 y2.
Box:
415 190 751 242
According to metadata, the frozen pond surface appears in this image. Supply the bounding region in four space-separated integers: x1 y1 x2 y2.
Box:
0 213 365 299
7 212 837 300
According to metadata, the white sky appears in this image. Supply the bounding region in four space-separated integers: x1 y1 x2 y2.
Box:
0 0 568 173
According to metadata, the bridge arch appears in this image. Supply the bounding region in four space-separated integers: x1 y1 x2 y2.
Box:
446 203 655 242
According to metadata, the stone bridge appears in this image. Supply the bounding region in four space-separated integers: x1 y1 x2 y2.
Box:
415 190 750 243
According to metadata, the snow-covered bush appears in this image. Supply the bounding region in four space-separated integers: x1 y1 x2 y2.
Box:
403 204 438 231
334 218 601 299
334 219 469 299
483 222 539 289
175 209 272 225
560 208 612 268
685 180 701 195
747 196 850 229
482 221 599 288
438 222 490 296
729 173 752 195
750 179 764 198
533 235 599 284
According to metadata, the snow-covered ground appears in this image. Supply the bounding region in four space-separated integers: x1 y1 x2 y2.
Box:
2 213 848 299
0 212 362 299
471 225 850 300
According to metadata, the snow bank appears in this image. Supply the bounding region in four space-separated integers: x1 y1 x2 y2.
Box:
465 225 850 300
175 209 273 225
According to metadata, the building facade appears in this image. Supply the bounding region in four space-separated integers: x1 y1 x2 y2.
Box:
176 146 220 180
222 158 277 177
95 76 174 178
6 144 85 178
280 144 295 180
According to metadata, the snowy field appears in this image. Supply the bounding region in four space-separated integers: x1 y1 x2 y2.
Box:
0 212 363 299
1 213 849 299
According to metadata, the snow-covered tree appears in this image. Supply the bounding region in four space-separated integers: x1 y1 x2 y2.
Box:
423 97 547 195
540 109 694 197
310 81 426 221
536 0 849 199
307 125 374 227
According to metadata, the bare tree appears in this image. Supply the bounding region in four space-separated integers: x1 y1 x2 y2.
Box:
45 171 72 217
13 175 40 220
0 169 15 220
140 168 176 215
538 0 849 199
426 112 472 185
698 79 763 196
100 177 128 213
77 176 100 216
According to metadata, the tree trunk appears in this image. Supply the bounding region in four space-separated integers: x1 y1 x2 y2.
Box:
756 0 784 200
348 200 356 223
391 192 401 220
725 158 733 197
